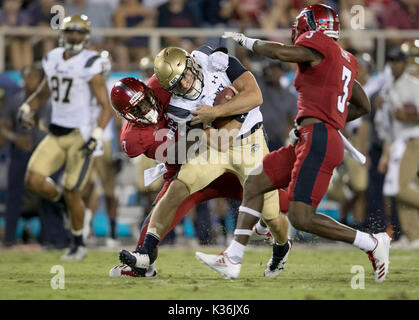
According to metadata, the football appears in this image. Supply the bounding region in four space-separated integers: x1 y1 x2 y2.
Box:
212 86 237 129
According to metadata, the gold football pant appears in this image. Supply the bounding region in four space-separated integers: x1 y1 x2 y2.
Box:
176 127 280 221
27 129 93 191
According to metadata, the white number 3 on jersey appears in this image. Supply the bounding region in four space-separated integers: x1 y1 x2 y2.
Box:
337 65 352 113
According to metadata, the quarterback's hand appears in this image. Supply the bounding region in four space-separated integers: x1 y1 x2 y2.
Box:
288 128 300 146
80 137 97 157
190 105 216 127
17 103 35 130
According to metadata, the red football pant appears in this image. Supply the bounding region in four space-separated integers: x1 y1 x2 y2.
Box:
136 173 289 248
263 122 344 207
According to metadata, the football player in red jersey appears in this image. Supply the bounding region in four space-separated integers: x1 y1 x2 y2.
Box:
108 77 289 277
197 4 391 282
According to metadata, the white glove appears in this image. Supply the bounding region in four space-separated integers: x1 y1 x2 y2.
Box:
288 128 300 146
17 103 35 130
222 32 257 51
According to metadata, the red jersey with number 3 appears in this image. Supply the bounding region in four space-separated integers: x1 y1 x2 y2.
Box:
293 31 358 130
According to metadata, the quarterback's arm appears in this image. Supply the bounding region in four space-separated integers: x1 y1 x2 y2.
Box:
346 80 371 122
213 71 262 118
190 71 262 126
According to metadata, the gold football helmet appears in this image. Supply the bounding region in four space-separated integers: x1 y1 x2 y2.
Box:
60 15 91 54
154 47 204 100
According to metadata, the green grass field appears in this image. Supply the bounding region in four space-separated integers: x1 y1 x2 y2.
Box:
0 244 418 300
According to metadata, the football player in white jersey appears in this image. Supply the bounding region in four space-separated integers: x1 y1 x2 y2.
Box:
18 15 114 260
119 46 291 278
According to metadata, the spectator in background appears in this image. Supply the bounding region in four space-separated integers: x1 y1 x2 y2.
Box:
339 0 379 53
257 61 298 151
379 0 419 46
201 0 229 27
0 0 33 70
138 55 154 80
377 48 419 248
157 0 202 51
354 55 401 237
1 64 70 248
27 0 60 60
261 0 294 31
113 0 156 71
218 0 267 29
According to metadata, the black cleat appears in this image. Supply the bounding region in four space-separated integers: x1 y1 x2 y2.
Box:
119 249 147 276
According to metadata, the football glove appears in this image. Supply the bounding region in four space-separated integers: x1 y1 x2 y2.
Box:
288 128 300 146
79 127 103 157
80 137 98 157
222 32 258 51
17 103 35 130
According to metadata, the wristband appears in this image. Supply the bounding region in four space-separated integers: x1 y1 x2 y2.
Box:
21 102 34 115
91 127 103 140
244 37 258 51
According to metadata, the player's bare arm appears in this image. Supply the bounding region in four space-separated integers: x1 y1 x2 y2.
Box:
77 73 114 157
222 31 322 66
253 41 323 66
89 73 113 130
25 77 51 111
346 79 371 122
17 77 50 129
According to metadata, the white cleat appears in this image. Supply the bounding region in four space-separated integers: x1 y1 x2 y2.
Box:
196 252 241 279
367 232 391 283
264 240 292 277
249 225 273 242
61 245 88 260
109 264 156 278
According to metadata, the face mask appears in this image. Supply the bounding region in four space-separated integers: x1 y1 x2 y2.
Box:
144 108 158 124
183 76 203 100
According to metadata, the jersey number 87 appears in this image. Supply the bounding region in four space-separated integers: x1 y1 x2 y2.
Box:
50 76 74 104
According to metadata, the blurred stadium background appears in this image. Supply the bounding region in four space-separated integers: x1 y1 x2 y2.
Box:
0 0 419 251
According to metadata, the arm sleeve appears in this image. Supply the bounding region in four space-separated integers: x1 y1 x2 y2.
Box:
226 56 247 83
120 125 148 158
147 75 172 109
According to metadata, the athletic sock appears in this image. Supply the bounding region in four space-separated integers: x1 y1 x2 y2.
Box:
273 240 290 258
225 240 245 264
353 230 377 252
255 220 269 235
74 235 84 247
109 219 117 239
138 233 160 255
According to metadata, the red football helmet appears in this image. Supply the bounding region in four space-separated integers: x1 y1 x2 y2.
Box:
110 77 162 127
291 4 340 43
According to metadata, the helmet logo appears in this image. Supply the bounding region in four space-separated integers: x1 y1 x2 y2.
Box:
129 91 144 106
169 74 181 87
304 11 317 30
